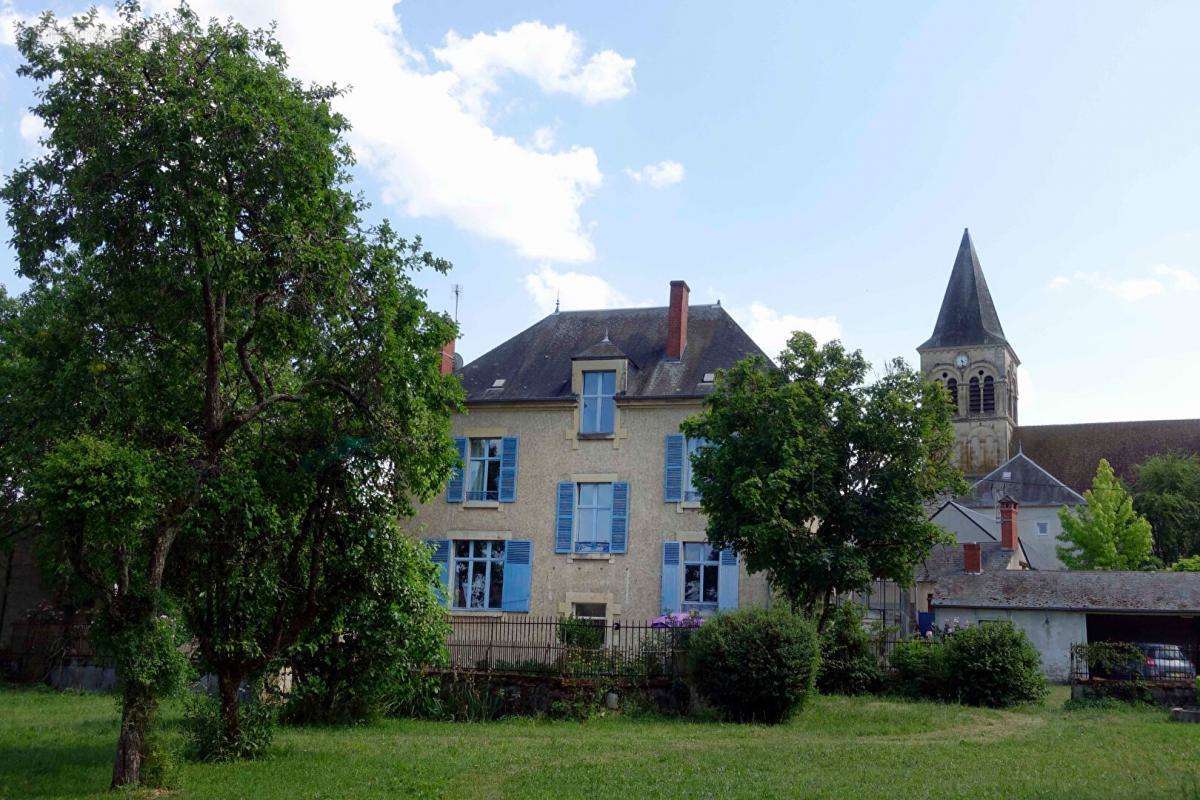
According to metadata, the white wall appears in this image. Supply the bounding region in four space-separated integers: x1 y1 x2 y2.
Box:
933 606 1087 682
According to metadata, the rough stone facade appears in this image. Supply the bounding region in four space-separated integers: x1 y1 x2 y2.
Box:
406 399 771 623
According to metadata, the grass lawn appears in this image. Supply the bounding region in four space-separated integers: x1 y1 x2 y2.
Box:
1 685 1198 799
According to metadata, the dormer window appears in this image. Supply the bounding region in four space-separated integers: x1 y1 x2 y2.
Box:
581 370 616 434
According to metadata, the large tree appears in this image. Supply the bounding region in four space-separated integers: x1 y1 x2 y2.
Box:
682 332 966 626
1057 459 1155 570
1132 453 1200 565
0 4 459 786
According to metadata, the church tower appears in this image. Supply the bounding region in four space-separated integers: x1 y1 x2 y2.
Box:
918 229 1019 479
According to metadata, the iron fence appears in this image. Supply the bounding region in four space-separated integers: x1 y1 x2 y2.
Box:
1070 641 1200 685
445 616 692 682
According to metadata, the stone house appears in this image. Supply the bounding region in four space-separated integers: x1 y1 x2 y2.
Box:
407 281 773 625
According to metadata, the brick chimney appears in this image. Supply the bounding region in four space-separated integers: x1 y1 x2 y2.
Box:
667 280 690 360
999 495 1018 551
439 339 456 376
963 542 982 574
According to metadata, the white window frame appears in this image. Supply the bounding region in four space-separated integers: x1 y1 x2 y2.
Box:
451 539 505 611
682 542 720 611
575 482 613 553
466 437 502 502
580 370 616 434
1037 521 1049 536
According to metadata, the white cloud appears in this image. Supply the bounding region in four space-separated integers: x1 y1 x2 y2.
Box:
1048 265 1199 302
18 113 45 146
624 160 685 188
27 1 631 264
433 21 634 118
1153 265 1200 292
730 302 842 358
530 125 557 152
523 266 645 315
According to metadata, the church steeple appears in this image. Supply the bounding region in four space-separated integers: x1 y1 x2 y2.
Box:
919 228 1008 351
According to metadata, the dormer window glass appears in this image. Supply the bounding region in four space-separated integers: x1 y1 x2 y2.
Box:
581 370 616 434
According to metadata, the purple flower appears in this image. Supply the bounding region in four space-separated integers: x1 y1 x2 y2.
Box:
650 611 704 629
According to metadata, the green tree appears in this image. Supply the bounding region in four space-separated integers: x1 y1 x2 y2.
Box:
1132 453 1200 564
1169 555 1200 572
681 332 966 626
0 5 459 786
1057 459 1154 570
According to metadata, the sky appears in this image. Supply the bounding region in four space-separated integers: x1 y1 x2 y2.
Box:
1 1 1198 426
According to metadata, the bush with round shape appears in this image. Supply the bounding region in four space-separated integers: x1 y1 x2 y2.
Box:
687 607 820 723
817 602 882 695
942 622 1047 708
888 637 949 700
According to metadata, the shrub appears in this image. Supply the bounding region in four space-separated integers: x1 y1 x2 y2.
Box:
557 615 605 650
184 690 275 762
817 602 882 695
283 536 448 725
942 622 1047 707
687 607 820 723
888 638 948 700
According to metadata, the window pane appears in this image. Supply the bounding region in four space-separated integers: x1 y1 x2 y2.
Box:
684 565 701 602
469 565 487 608
596 483 613 507
454 540 470 558
574 602 606 619
703 565 720 603
489 560 504 609
472 540 487 557
593 509 611 543
707 547 720 563
684 543 706 563
484 461 499 498
584 371 602 394
579 484 597 505
581 396 597 432
486 438 501 458
600 371 615 394
469 438 486 457
488 541 505 560
599 397 614 433
468 460 487 497
454 560 469 608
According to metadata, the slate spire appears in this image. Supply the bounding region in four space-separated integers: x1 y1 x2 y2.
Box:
919 228 1009 350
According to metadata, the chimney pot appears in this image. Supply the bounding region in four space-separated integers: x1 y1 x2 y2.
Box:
439 339 456 376
963 542 982 574
667 280 690 360
999 495 1018 551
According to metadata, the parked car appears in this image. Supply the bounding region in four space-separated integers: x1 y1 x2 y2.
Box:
1098 642 1197 682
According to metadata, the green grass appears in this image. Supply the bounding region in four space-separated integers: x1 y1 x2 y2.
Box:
1 685 1198 799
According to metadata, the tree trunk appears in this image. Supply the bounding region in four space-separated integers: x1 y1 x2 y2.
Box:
218 669 242 746
111 682 156 788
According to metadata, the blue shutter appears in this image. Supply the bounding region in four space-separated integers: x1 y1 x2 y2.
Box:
555 482 575 553
660 541 682 613
664 434 684 503
501 540 532 612
446 437 467 503
718 549 739 611
610 482 629 553
499 436 518 502
426 539 451 605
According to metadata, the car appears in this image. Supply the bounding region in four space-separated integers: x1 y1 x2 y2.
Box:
1097 642 1197 682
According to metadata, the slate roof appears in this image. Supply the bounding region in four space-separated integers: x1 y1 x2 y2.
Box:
932 569 1200 614
917 540 1018 582
456 304 768 403
961 452 1085 508
929 498 1065 570
919 229 1011 351
1013 419 1200 493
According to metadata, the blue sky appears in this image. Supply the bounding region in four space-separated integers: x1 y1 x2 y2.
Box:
2 1 1198 425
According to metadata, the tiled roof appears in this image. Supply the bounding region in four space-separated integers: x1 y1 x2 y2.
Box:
961 452 1085 508
918 229 1010 351
933 569 1200 613
917 540 1017 582
455 304 768 403
1013 419 1200 493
